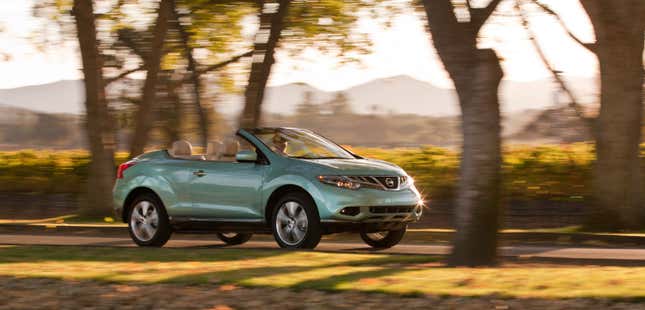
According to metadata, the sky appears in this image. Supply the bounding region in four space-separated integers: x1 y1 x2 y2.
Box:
0 0 597 91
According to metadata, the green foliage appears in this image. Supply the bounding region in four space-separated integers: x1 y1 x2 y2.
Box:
501 144 594 201
350 145 458 200
0 144 610 203
176 0 254 56
350 143 597 202
0 150 128 193
283 0 371 58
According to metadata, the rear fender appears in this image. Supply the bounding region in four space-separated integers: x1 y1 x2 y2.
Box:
121 175 181 216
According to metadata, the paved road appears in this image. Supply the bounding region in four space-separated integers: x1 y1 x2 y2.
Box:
1 234 644 263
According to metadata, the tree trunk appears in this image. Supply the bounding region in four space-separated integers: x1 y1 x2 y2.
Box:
72 0 116 216
581 1 645 229
128 0 172 158
163 75 182 146
171 0 210 147
422 0 503 266
239 0 290 128
450 49 503 266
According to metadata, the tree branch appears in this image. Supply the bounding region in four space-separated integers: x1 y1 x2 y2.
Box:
470 0 503 31
104 50 252 88
517 0 595 132
105 66 144 86
164 50 254 88
530 0 597 53
196 50 253 75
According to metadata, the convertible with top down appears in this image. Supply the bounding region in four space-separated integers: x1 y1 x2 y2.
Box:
113 127 424 249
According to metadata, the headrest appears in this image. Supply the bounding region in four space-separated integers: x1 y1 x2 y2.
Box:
206 141 223 160
171 140 192 157
219 139 240 157
272 134 287 144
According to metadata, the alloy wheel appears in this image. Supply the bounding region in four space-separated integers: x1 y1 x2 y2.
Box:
275 201 308 246
130 200 159 242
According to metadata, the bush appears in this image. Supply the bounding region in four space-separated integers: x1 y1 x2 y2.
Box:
0 150 127 193
0 144 624 203
349 143 595 202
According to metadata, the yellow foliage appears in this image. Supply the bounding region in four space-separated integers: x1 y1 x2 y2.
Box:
0 143 625 202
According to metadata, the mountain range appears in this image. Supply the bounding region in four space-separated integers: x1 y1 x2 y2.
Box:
0 75 597 149
0 75 598 117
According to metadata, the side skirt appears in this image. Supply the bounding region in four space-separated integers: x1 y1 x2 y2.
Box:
169 218 410 235
321 221 409 234
169 217 271 234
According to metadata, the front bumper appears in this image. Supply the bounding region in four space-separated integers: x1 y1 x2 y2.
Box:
311 182 424 223
325 204 423 223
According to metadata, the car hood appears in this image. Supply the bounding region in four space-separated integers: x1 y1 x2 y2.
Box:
302 158 405 176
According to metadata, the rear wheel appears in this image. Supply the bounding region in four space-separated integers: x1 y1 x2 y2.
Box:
360 225 407 249
271 192 322 249
216 232 253 245
127 193 172 247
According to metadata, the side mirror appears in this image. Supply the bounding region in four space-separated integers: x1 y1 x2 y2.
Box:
235 150 257 163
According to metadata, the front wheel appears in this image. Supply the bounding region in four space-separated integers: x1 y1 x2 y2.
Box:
216 232 253 245
360 225 407 249
271 192 322 249
127 193 172 247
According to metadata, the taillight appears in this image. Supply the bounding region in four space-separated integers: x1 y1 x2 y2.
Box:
116 161 137 179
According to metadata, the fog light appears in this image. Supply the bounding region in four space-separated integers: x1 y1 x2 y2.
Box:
414 205 423 217
340 207 360 216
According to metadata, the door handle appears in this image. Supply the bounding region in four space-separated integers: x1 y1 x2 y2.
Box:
192 170 206 177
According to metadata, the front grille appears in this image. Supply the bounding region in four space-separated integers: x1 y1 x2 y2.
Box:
346 175 407 190
374 176 399 189
369 206 415 214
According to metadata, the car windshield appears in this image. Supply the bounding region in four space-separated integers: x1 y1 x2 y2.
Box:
251 128 355 159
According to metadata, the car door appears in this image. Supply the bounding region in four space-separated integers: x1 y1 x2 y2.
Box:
188 141 268 220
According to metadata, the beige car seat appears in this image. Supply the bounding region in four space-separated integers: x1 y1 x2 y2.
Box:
206 141 223 160
218 139 240 162
170 140 204 160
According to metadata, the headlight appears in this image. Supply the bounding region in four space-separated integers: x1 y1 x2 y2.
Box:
317 175 361 190
399 175 413 188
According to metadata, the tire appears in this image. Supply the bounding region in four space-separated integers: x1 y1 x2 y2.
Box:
360 225 407 249
127 192 172 247
216 232 253 245
271 191 322 249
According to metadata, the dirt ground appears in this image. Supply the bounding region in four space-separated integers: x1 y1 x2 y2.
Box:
0 276 641 310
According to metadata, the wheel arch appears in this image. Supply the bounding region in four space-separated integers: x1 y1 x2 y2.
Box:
122 187 163 223
264 184 317 223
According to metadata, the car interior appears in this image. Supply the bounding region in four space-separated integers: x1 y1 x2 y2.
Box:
168 138 256 162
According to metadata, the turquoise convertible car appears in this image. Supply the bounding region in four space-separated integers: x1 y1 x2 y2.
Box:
113 127 424 249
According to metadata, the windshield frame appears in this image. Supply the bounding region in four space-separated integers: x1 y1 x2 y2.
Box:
246 127 360 160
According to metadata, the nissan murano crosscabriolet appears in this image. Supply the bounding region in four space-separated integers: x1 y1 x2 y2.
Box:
113 127 423 249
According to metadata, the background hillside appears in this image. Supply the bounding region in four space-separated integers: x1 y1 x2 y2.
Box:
0 75 597 116
0 75 595 149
